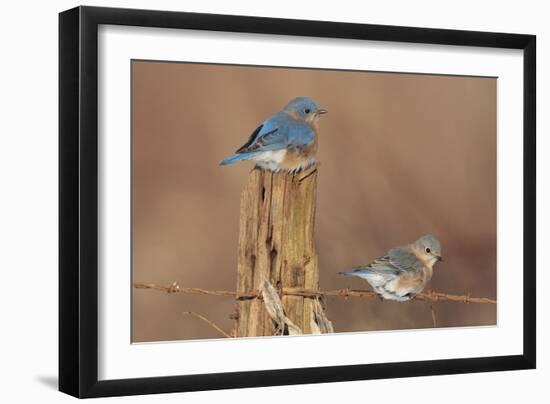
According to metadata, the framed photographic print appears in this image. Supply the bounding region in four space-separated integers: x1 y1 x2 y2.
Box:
59 6 536 398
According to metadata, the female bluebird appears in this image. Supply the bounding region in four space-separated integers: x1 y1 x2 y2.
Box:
338 235 443 301
220 97 327 173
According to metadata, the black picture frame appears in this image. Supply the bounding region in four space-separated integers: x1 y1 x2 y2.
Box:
59 5 536 398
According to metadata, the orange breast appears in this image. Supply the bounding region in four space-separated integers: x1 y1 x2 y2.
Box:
394 273 425 292
279 135 318 170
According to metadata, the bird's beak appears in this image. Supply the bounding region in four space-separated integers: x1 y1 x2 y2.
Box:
317 108 328 115
436 256 443 262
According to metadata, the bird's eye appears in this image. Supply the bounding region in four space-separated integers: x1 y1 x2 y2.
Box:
425 247 431 253
304 108 311 114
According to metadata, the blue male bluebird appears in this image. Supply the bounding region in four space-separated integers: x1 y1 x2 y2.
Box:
338 235 443 301
220 97 327 172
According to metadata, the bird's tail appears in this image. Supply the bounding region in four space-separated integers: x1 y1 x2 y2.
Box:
219 153 250 166
338 270 355 276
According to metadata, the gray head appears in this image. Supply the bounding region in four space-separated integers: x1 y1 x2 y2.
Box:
414 234 442 263
283 96 327 120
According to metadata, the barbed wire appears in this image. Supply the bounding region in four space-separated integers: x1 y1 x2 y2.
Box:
133 281 496 304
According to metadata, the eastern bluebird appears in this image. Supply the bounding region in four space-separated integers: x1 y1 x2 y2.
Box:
338 235 443 301
220 97 327 173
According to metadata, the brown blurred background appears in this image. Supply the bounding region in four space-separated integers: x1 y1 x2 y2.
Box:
132 60 496 342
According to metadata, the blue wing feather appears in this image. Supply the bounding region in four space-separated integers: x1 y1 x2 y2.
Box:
234 112 314 154
338 247 418 279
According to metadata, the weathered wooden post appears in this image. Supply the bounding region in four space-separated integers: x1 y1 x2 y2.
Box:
235 165 330 337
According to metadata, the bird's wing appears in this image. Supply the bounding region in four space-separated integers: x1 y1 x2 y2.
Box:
349 246 418 278
345 259 400 283
235 113 292 153
350 257 401 277
235 125 280 153
387 246 420 273
235 113 315 154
